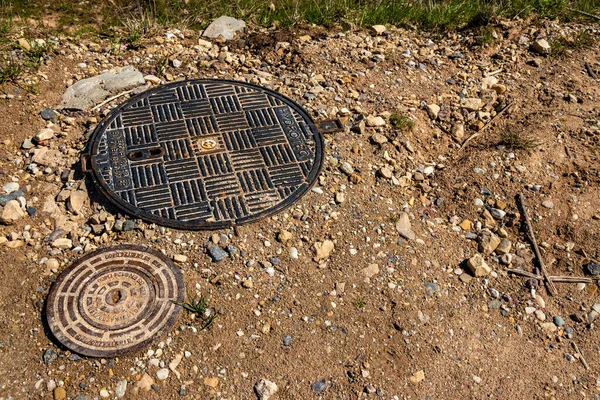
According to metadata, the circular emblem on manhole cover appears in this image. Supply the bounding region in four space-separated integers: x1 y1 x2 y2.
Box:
85 79 324 230
46 245 185 357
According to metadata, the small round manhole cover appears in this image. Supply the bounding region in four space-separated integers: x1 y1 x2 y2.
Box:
85 79 324 230
46 245 184 357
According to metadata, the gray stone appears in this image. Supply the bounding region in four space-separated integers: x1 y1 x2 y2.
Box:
312 379 328 393
208 246 228 262
40 108 58 120
282 335 292 346
553 316 565 327
59 66 145 111
43 348 58 364
122 220 136 231
585 262 600 276
202 16 246 40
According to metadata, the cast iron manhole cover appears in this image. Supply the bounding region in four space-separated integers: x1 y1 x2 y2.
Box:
84 79 324 230
46 245 184 357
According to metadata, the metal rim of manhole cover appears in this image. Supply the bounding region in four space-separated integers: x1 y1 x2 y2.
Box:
46 244 185 358
83 79 325 230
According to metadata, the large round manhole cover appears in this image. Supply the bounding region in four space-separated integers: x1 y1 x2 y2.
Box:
85 79 324 230
46 245 184 357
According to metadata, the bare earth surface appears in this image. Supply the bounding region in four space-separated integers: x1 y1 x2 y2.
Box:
0 17 599 400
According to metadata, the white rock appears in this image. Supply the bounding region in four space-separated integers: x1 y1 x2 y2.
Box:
34 128 55 142
2 182 19 194
366 115 386 127
202 16 246 40
370 25 387 35
115 380 127 398
52 238 73 250
426 104 440 119
156 368 169 381
532 38 551 55
59 66 145 111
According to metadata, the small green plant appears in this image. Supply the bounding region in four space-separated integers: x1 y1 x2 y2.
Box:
499 127 541 152
550 29 595 57
389 113 414 132
0 58 24 84
22 42 54 69
154 54 169 77
353 297 367 309
171 294 219 330
476 26 499 46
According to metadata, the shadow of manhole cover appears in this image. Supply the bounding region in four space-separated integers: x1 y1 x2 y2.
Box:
83 79 324 230
46 245 184 357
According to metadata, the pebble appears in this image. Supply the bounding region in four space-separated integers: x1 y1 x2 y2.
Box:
156 368 169 380
0 200 25 224
542 200 554 209
2 182 19 194
395 212 415 240
478 229 501 255
311 379 328 393
289 247 299 259
553 316 565 327
208 246 228 262
43 348 58 364
366 115 386 127
532 38 551 54
115 380 127 398
282 335 292 346
465 254 492 277
534 310 546 321
584 262 600 276
34 128 55 142
254 379 278 400
54 387 66 400
99 389 109 398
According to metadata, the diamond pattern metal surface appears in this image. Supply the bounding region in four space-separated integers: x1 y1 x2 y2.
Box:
86 79 323 230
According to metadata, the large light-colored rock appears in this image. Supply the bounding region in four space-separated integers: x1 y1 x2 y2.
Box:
202 16 245 40
314 240 334 260
0 200 24 224
478 229 501 255
466 254 492 277
59 66 145 111
532 38 551 55
395 212 416 240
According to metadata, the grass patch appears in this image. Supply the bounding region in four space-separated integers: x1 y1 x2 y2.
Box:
499 126 541 152
0 58 24 85
2 0 600 35
550 29 595 57
353 297 367 309
390 113 414 132
171 293 219 330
